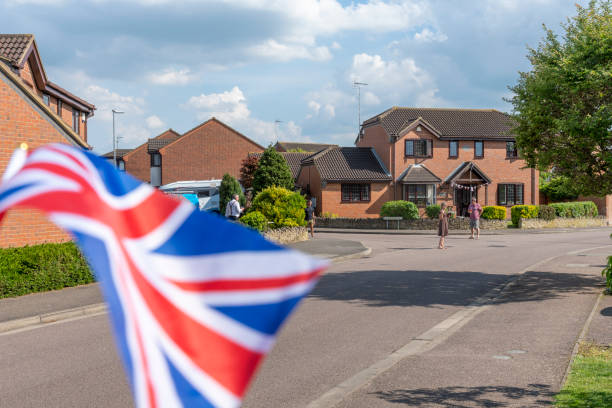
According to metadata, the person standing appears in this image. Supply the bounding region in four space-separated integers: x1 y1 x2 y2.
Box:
438 202 449 249
225 194 243 221
305 198 315 238
467 196 482 239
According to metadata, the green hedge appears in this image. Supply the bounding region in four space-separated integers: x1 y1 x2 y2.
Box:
240 211 268 231
550 201 598 218
511 205 539 226
380 200 419 220
250 186 306 228
425 204 441 219
0 242 94 298
538 205 556 221
481 206 506 220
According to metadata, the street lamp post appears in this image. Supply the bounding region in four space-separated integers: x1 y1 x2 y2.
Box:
112 109 124 168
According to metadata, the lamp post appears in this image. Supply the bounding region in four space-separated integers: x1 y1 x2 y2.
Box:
112 109 124 169
353 81 368 134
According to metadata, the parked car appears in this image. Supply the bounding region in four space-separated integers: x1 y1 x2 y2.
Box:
159 180 222 212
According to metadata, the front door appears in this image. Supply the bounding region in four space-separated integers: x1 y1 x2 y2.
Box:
455 187 477 217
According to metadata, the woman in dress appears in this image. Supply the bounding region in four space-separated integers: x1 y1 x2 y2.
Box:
438 202 449 249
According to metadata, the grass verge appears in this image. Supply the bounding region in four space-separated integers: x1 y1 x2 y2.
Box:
554 342 612 407
0 242 94 298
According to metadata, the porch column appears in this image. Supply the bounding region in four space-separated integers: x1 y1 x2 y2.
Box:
485 184 488 206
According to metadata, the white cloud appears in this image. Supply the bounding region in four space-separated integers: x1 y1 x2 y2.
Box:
362 91 381 106
145 115 165 130
308 100 321 115
323 104 335 118
82 84 145 121
184 86 303 145
331 41 341 50
147 68 197 85
414 28 448 43
247 40 331 62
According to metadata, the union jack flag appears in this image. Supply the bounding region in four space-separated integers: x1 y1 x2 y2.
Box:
0 144 326 408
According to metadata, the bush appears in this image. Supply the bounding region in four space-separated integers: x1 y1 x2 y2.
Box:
481 206 507 220
321 212 338 219
251 186 306 228
219 173 245 215
538 205 556 221
0 242 94 298
425 204 441 219
550 201 598 218
252 146 294 195
511 205 539 226
603 254 612 292
540 175 580 201
380 200 419 220
240 211 268 231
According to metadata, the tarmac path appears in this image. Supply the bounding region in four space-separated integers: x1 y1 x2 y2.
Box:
0 229 610 407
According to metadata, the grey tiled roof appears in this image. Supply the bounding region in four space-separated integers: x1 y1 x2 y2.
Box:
398 165 441 183
250 152 310 179
305 147 391 182
362 107 515 139
275 141 338 152
147 137 179 152
101 149 133 158
0 34 32 66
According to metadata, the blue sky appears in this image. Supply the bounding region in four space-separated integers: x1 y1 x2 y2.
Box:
1 0 585 154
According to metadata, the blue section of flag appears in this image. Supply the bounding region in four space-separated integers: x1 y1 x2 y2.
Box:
210 296 302 335
0 182 37 202
70 230 135 393
83 150 142 197
153 210 282 256
165 354 216 408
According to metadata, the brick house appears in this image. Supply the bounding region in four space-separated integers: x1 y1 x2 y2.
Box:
0 34 95 247
274 141 338 152
118 118 264 186
296 107 537 218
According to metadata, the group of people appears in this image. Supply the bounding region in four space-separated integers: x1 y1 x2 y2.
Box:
225 194 317 238
438 197 482 249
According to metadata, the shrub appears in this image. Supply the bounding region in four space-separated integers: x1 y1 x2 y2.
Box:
380 200 419 220
251 186 306 228
219 173 245 215
252 146 294 195
240 211 268 231
239 156 259 190
603 254 612 292
511 205 539 226
538 205 556 221
425 204 441 219
481 206 507 220
540 175 580 201
0 242 94 298
321 212 338 219
550 201 598 218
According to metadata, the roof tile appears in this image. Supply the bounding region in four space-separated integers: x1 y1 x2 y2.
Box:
308 147 391 182
0 34 33 66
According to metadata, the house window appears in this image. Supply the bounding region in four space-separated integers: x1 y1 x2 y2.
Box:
405 184 436 207
498 184 524 206
341 184 370 202
42 94 50 106
405 139 432 158
150 152 162 167
72 109 80 133
449 141 458 158
474 141 484 158
506 141 518 158
57 100 62 116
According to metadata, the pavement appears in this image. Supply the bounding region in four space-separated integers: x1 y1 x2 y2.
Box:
316 226 612 235
0 236 370 333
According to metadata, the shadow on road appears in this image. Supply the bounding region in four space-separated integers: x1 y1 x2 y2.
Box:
309 270 601 308
371 384 555 407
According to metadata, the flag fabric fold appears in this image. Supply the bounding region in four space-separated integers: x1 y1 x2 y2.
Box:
0 144 327 408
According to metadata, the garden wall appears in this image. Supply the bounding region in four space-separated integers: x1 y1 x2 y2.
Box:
263 226 309 244
519 217 608 229
316 217 508 230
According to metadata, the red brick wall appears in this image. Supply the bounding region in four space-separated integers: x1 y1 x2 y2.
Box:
296 164 322 214
321 182 392 218
123 130 179 183
0 74 73 247
19 61 36 90
160 120 263 184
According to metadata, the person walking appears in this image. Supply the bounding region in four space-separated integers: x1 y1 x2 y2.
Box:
305 198 315 238
225 194 243 221
438 202 449 249
467 196 482 239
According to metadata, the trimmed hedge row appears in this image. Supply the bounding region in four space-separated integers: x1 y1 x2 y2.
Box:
425 204 441 219
511 205 539 226
550 201 598 218
0 242 95 298
380 200 419 220
481 206 506 220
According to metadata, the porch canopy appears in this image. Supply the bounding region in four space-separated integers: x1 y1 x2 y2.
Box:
398 164 441 184
443 161 491 186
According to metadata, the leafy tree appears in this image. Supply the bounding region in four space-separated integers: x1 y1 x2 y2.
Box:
239 156 259 189
508 1 612 196
540 174 580 201
219 173 245 215
252 146 294 195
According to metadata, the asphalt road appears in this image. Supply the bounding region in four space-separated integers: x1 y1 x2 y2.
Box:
1 229 610 408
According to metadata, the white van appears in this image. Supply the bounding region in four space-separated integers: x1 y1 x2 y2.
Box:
159 180 222 212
